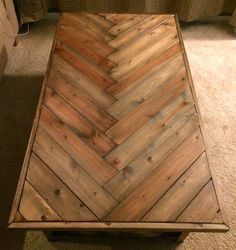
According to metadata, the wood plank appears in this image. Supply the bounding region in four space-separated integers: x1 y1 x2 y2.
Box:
106 72 189 145
110 27 178 80
212 211 223 224
9 221 229 232
55 42 114 89
108 14 136 24
174 15 229 227
27 153 98 221
84 13 114 29
39 107 117 185
105 92 193 170
14 212 26 222
51 54 116 109
44 87 115 156
109 15 150 35
107 43 181 98
176 181 220 223
108 17 175 63
19 181 61 221
47 69 116 131
62 13 115 43
60 17 114 57
105 129 205 221
8 14 62 224
104 107 199 201
143 153 211 222
58 28 116 71
106 53 185 119
33 127 118 220
109 15 169 48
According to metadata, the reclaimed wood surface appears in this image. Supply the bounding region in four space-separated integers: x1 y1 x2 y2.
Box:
9 13 228 232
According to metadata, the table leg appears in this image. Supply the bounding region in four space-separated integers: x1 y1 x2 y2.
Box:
177 232 189 243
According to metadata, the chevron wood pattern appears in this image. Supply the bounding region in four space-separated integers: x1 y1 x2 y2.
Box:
9 13 228 233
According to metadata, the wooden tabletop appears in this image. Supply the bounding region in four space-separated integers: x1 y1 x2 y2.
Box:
9 13 229 232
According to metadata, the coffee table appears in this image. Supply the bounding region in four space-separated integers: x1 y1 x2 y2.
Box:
9 13 229 242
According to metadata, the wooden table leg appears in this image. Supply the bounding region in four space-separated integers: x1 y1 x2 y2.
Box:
177 232 189 243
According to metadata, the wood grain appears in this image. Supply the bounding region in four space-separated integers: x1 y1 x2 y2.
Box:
9 13 226 233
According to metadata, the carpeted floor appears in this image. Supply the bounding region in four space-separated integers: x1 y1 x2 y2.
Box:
0 14 235 250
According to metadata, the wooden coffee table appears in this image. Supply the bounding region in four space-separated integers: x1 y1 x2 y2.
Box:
9 13 229 242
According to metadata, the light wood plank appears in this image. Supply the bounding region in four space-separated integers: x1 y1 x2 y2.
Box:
39 107 117 185
110 28 178 80
27 153 98 221
51 54 116 109
60 17 114 56
106 53 185 119
108 17 175 63
47 69 116 131
56 42 114 89
109 15 169 48
58 28 115 71
176 181 221 223
44 87 115 156
105 129 205 221
107 43 181 98
109 15 150 35
19 181 61 221
108 14 136 24
105 91 193 170
85 13 114 29
105 107 199 201
106 72 189 145
62 13 115 43
143 153 211 222
33 127 118 220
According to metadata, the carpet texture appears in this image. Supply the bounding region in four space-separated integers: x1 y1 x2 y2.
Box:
0 14 235 249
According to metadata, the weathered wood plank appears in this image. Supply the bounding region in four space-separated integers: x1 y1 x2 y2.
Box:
19 181 61 221
61 13 115 43
109 15 150 35
105 107 199 201
58 28 116 71
106 72 190 145
106 53 185 119
33 127 118 220
109 15 169 48
176 181 220 223
44 87 115 156
108 17 175 63
9 221 229 232
108 14 136 24
51 54 116 109
47 68 116 131
143 153 211 222
105 129 205 221
56 42 115 89
110 27 178 80
107 43 181 98
60 17 114 56
27 153 98 221
39 107 117 185
105 91 193 170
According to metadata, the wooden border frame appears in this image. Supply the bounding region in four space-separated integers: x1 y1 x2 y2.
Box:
8 14 62 225
174 15 229 229
9 222 228 232
8 13 229 233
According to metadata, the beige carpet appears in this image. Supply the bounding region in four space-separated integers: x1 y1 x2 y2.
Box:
0 14 235 249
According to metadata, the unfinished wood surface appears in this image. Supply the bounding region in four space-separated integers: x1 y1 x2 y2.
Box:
9 13 228 233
